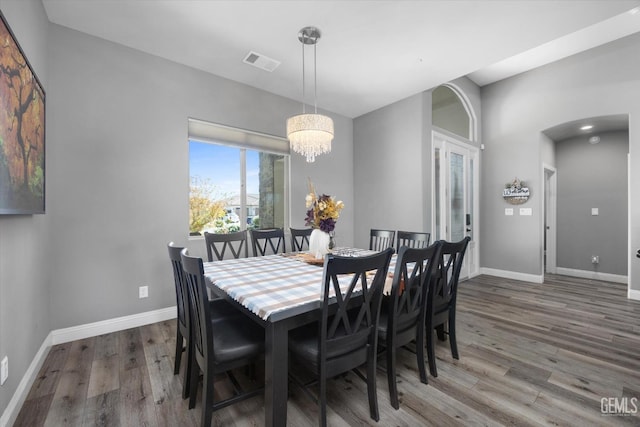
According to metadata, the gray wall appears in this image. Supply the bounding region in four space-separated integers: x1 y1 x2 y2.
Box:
556 131 628 275
46 24 354 329
1 6 354 418
353 76 482 251
481 32 640 286
0 0 49 418
353 93 427 249
541 133 555 167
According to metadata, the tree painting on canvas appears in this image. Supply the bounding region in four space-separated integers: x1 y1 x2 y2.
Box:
0 12 45 214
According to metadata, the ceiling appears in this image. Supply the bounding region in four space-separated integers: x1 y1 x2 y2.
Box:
543 114 629 142
42 0 640 118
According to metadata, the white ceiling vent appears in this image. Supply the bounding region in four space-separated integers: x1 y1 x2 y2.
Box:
243 51 281 72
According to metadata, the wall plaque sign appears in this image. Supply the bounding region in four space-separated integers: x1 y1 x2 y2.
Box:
503 178 529 205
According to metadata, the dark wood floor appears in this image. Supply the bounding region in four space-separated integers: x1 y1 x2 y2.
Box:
14 274 640 426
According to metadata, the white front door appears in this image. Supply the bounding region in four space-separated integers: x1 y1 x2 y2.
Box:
544 165 557 274
433 131 479 279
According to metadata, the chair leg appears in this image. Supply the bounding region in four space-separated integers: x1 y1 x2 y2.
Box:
188 358 200 409
426 328 438 377
319 373 327 427
449 314 459 360
416 329 428 384
366 347 380 422
174 329 183 375
201 370 214 427
436 324 446 341
181 339 192 400
386 344 399 410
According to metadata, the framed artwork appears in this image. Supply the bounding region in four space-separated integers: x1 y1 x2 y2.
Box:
0 10 45 214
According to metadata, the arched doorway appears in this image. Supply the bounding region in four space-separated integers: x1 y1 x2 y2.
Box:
432 84 479 278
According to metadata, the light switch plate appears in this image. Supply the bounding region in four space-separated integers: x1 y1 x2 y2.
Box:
505 208 514 216
520 208 532 216
592 208 599 216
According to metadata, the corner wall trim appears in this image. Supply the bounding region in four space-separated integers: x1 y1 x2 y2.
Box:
480 267 544 284
0 307 176 427
555 267 627 285
0 332 52 427
628 289 640 301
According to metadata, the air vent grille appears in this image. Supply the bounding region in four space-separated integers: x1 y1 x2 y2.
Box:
243 51 280 72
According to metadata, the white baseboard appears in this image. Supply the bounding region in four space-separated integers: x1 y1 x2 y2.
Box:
555 267 628 285
480 267 544 284
51 306 176 345
0 307 176 427
628 289 640 301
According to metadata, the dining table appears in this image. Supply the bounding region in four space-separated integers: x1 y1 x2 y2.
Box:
203 247 394 427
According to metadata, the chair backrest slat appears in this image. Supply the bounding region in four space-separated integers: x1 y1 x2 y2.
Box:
250 228 286 256
168 243 189 332
181 249 212 364
321 248 393 363
396 230 431 250
388 242 441 338
369 229 395 251
290 227 313 252
429 237 470 312
204 230 248 261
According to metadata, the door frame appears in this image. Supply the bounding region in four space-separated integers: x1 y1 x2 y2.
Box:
542 164 557 276
432 130 480 278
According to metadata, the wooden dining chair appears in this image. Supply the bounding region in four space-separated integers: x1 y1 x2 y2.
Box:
288 248 394 427
396 230 431 250
250 228 286 256
204 230 248 261
369 229 395 251
290 227 313 252
425 236 470 377
377 242 441 409
180 249 265 427
167 242 192 399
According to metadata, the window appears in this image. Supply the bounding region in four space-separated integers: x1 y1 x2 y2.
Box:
432 85 471 140
188 119 289 236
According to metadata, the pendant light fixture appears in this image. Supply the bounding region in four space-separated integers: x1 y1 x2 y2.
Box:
287 26 334 163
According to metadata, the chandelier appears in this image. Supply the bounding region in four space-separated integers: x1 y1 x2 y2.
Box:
286 27 334 163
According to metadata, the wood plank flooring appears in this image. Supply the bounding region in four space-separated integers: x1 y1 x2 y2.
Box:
13 274 640 426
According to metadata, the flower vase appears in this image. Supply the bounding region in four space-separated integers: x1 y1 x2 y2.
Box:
328 231 335 250
309 228 331 259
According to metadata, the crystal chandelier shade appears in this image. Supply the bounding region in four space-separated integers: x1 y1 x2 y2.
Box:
287 27 334 163
286 113 333 162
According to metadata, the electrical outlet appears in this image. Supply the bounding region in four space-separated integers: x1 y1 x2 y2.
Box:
139 285 148 299
1 356 8 385
591 255 599 264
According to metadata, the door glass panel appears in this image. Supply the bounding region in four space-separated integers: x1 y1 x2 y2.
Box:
468 158 474 240
450 152 465 242
434 148 441 241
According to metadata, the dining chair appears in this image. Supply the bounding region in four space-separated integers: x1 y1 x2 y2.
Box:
180 249 265 427
290 227 313 252
396 230 431 250
369 229 395 251
377 242 441 409
250 228 286 256
167 242 192 399
425 236 470 378
204 230 248 261
288 248 394 427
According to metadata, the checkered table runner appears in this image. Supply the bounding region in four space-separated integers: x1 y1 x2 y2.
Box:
203 248 397 321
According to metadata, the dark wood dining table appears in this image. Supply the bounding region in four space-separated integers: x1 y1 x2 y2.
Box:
203 248 389 426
